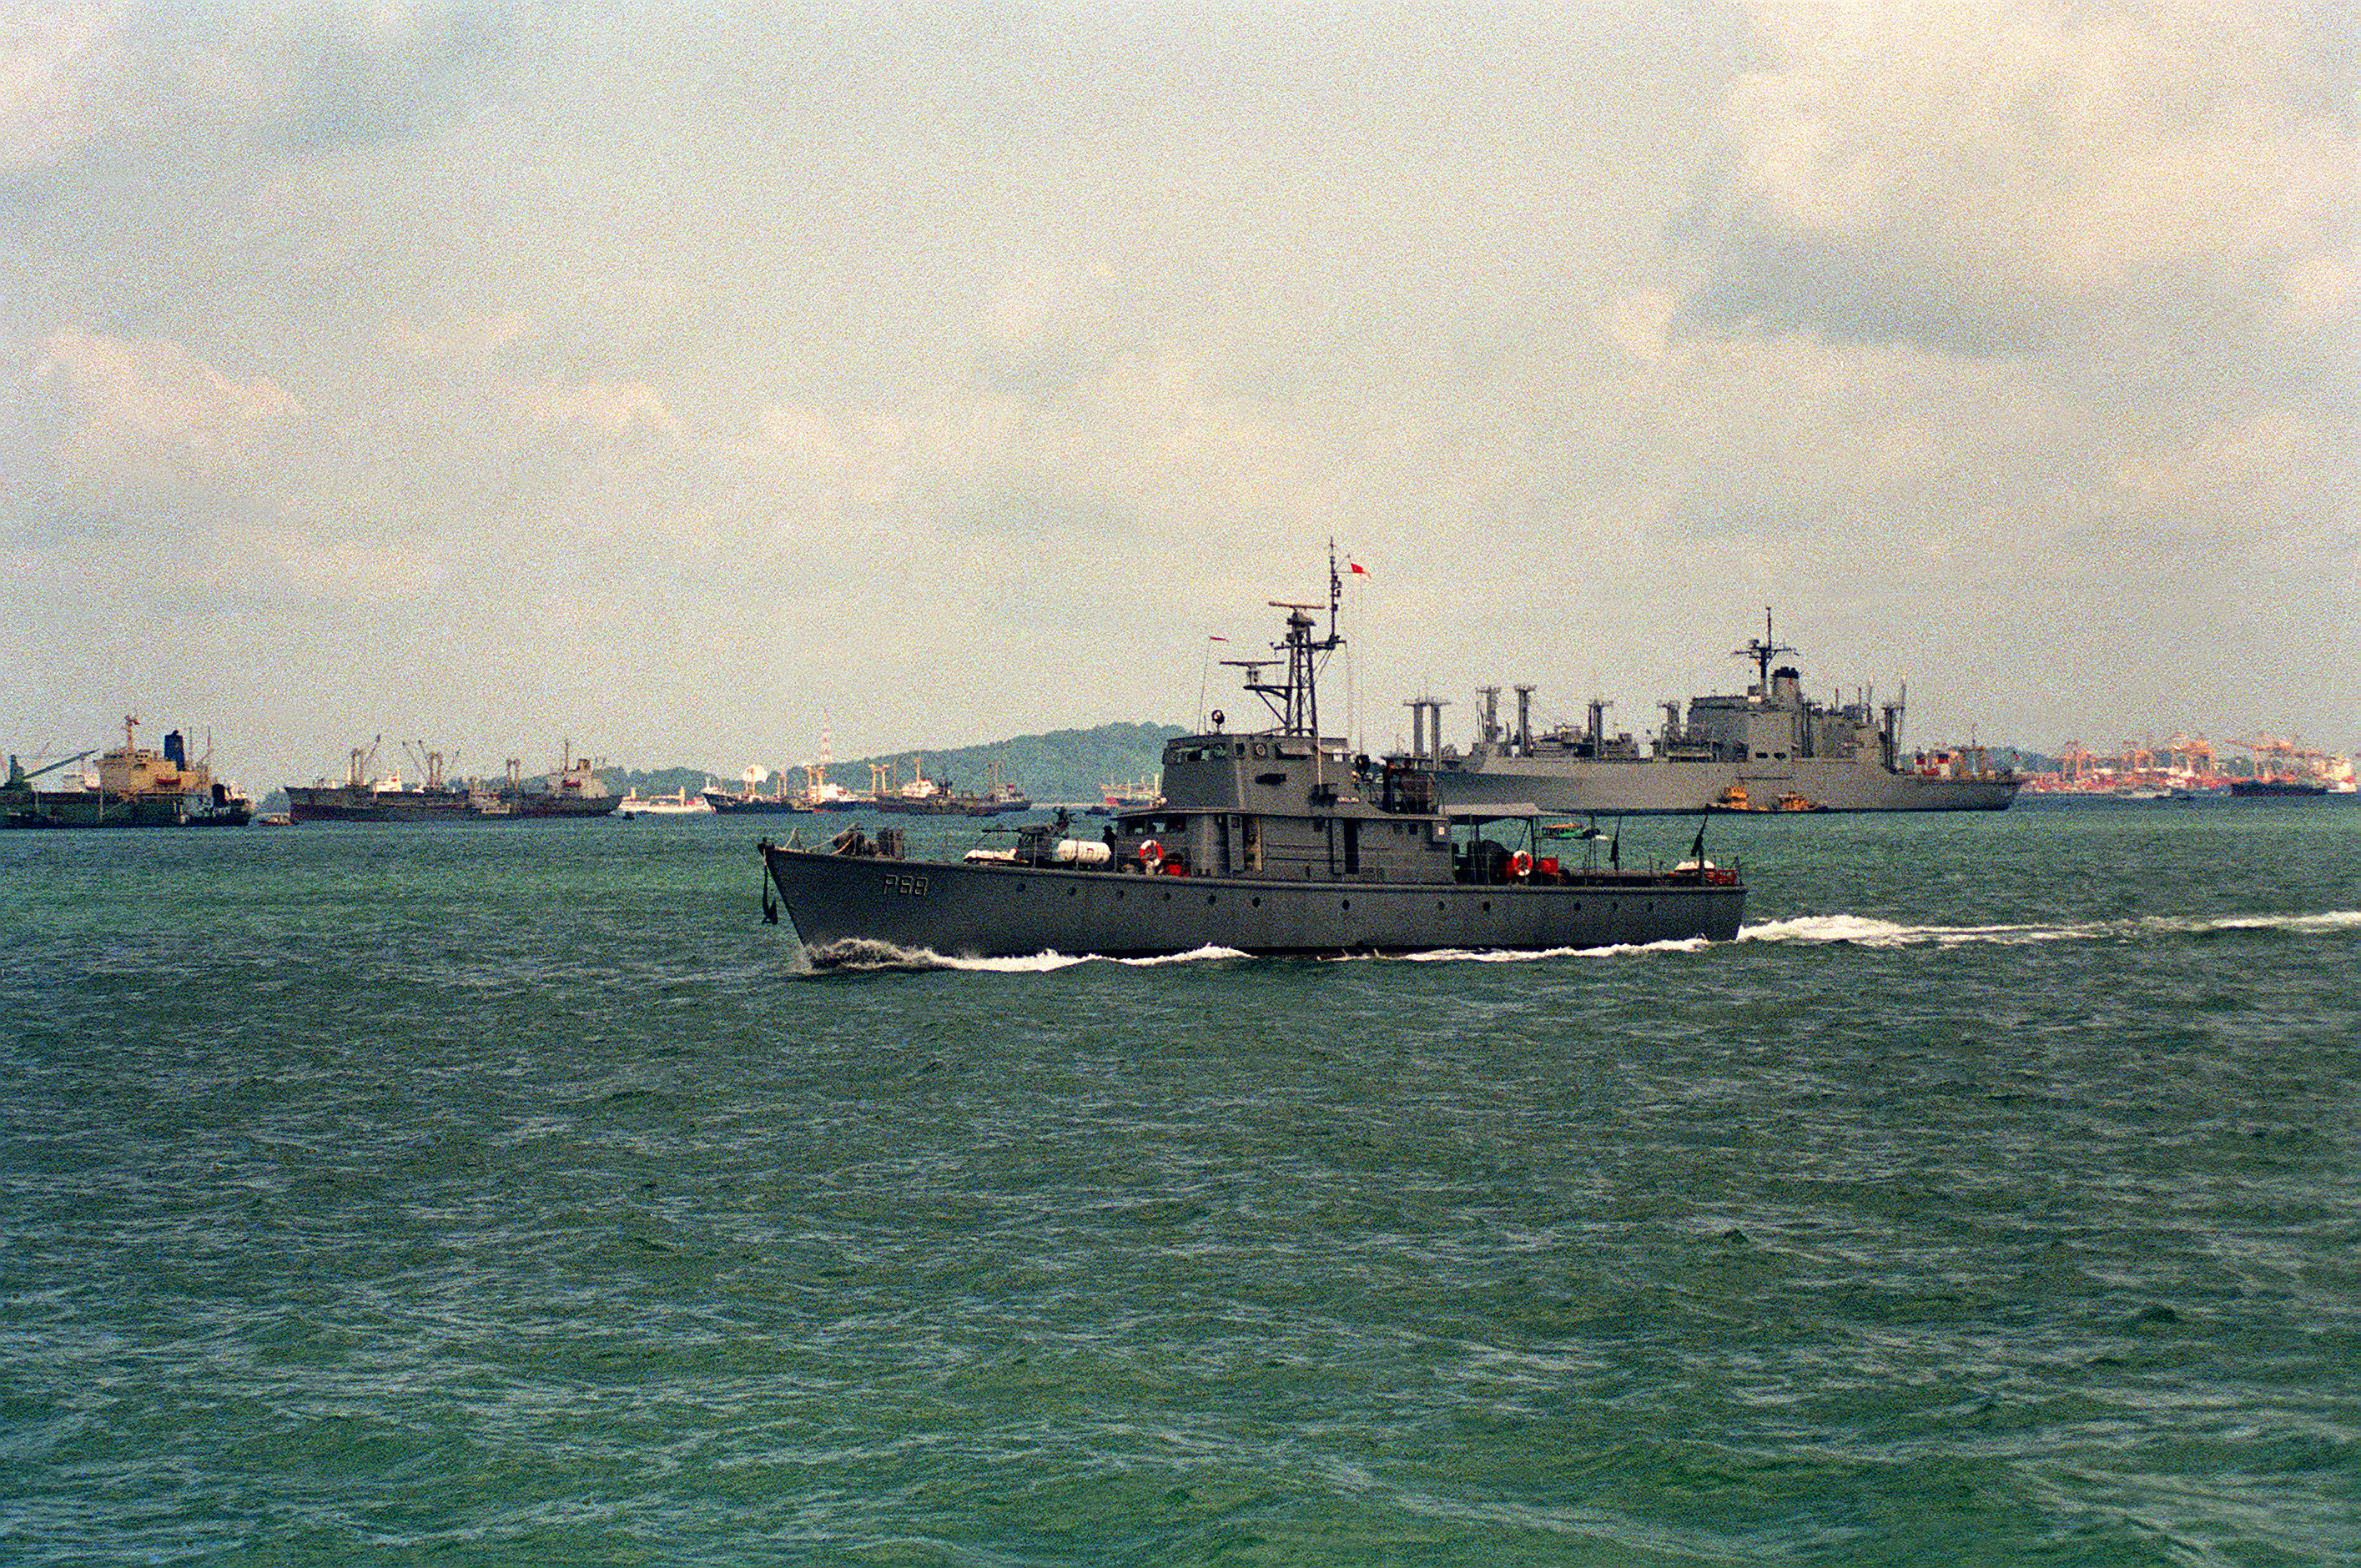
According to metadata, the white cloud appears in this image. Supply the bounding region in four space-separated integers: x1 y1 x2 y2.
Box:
1700 0 2357 352
2111 411 2321 512
380 309 536 359
0 2 108 168
1 3 2352 775
510 377 679 443
219 526 447 605
34 327 299 476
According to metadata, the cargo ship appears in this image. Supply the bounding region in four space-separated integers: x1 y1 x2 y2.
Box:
4 717 252 827
618 788 714 816
489 745 619 818
2228 777 2329 798
703 766 812 816
2223 741 2350 798
284 743 475 822
867 756 1032 817
1419 612 2020 815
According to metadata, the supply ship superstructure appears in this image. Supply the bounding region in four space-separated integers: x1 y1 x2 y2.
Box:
1423 613 2020 815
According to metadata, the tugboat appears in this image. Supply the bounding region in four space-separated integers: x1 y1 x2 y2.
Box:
758 557 1745 961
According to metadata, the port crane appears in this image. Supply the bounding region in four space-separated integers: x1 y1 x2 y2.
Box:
4 749 97 790
2233 734 2331 782
401 741 461 792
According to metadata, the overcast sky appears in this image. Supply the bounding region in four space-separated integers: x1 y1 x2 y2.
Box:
4 1 2353 786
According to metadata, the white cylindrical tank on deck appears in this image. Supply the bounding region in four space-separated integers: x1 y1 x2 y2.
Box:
1047 839 1112 867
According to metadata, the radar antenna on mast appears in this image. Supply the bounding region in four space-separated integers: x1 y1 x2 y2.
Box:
1217 543 1347 737
1734 607 1798 691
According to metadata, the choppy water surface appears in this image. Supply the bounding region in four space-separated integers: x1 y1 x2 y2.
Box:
4 802 2357 1564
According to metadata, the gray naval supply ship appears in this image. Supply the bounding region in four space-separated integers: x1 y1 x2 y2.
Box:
757 561 1746 962
1417 612 2021 816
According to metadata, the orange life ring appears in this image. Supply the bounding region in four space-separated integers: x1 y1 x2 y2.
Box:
1138 837 1163 866
1509 850 1532 879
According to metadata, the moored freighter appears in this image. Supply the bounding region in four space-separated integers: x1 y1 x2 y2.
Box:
491 746 619 818
703 766 812 815
1421 612 2020 816
285 743 475 822
4 717 252 827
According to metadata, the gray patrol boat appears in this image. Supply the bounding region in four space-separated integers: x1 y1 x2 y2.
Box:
1419 612 2020 816
758 562 1746 962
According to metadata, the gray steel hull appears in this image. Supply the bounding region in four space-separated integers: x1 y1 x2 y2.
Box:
4 789 252 827
284 785 476 822
761 847 1744 960
1437 753 2019 814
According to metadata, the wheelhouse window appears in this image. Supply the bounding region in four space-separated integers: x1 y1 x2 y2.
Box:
1119 813 1184 836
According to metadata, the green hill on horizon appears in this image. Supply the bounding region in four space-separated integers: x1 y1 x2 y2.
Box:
829 721 1183 805
603 721 1184 807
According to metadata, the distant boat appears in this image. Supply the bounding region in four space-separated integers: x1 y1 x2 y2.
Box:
1099 776 1162 810
619 788 713 817
868 755 1034 817
975 778 1034 816
2228 778 2329 798
1423 611 2021 815
869 767 969 816
703 765 813 815
802 779 867 812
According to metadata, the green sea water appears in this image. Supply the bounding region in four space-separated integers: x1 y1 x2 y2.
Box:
4 801 2357 1564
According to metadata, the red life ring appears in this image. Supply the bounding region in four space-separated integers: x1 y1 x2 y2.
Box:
1509 850 1532 879
1138 838 1163 867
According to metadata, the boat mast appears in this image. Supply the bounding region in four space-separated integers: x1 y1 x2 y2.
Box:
1735 607 1796 694
1227 545 1346 739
